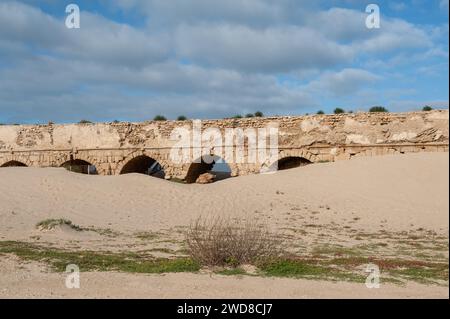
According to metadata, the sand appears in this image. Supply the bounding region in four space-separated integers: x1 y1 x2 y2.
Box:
0 152 448 298
0 256 447 299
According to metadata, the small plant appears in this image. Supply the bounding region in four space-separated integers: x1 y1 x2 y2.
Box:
245 113 255 118
422 106 433 111
153 115 167 121
317 110 325 115
177 115 187 121
369 106 389 113
232 114 243 119
254 111 264 117
112 120 121 124
186 216 281 267
334 108 345 114
36 219 82 231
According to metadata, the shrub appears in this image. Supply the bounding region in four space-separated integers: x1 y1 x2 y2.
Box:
177 115 187 121
334 108 345 114
422 106 433 111
153 115 167 121
254 111 264 117
186 216 281 267
245 113 255 118
317 110 325 115
36 219 82 231
78 119 92 124
232 114 243 119
369 106 389 113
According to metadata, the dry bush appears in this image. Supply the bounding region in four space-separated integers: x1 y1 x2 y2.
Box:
186 216 282 267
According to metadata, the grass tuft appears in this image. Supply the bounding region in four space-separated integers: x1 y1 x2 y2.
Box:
36 219 82 231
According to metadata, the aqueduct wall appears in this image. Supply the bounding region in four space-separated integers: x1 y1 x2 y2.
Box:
0 110 448 181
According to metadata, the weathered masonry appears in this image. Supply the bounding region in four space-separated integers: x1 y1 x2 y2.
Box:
0 110 448 182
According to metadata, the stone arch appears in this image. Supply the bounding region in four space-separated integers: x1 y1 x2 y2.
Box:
265 149 315 172
0 155 33 168
60 158 98 175
119 155 165 178
185 154 232 184
276 156 312 170
117 151 168 178
0 160 28 167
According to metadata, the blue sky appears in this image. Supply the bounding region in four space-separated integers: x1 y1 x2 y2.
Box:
0 0 448 123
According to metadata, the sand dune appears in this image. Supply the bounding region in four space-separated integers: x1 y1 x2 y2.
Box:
0 152 448 298
0 152 448 237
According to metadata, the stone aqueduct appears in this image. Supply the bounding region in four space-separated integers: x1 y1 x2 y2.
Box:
0 110 448 183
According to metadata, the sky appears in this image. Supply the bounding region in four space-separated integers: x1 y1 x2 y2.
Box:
0 0 448 124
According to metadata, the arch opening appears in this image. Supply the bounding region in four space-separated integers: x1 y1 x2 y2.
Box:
61 159 97 175
120 155 165 178
0 160 28 168
273 156 312 171
185 155 231 184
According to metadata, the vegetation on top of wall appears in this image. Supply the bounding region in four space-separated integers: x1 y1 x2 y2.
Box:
422 106 433 111
153 115 167 121
230 112 264 119
177 115 188 121
334 108 345 114
78 119 93 124
369 106 389 113
317 110 325 115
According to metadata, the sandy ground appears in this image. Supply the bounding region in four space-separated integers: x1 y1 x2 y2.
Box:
0 256 447 299
0 152 448 298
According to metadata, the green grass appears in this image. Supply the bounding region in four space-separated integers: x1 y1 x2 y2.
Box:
257 258 366 283
36 219 82 231
1 240 447 285
0 241 199 273
216 268 248 276
144 248 176 254
84 227 121 237
135 231 160 241
390 266 449 284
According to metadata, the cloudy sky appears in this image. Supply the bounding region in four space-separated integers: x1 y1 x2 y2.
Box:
0 0 448 123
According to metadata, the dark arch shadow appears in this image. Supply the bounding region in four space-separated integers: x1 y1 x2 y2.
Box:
120 155 165 178
0 160 28 168
271 156 312 171
185 155 232 184
61 159 97 175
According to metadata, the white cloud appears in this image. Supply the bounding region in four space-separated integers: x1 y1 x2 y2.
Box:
0 2 170 68
0 0 447 122
175 24 354 72
305 68 381 97
389 2 407 11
